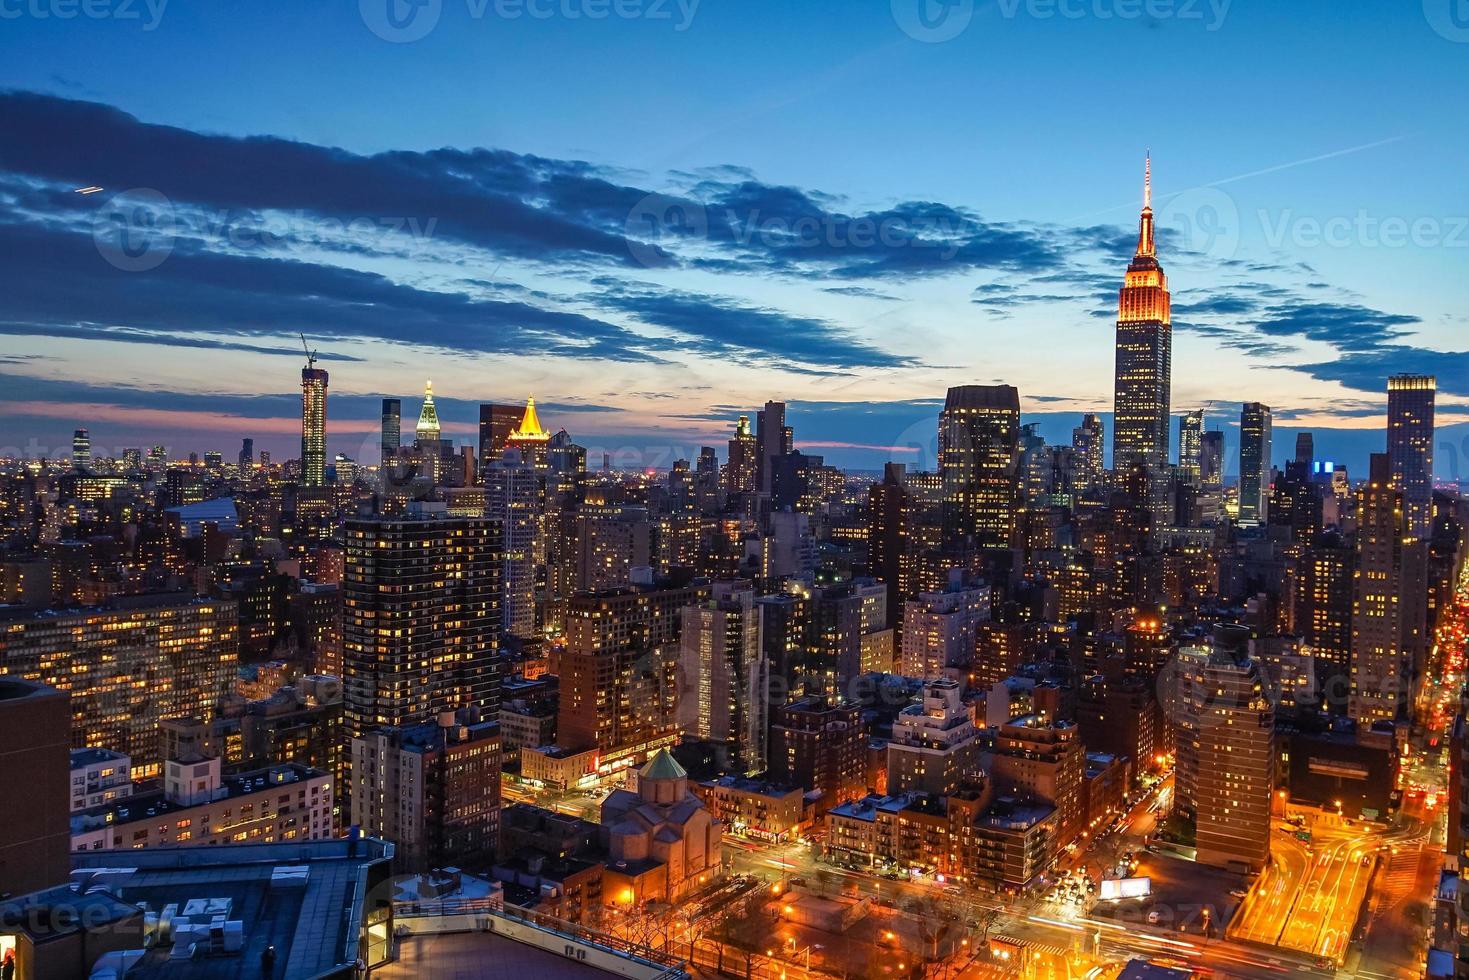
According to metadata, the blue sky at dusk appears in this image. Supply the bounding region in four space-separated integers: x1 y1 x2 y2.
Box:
0 0 1465 476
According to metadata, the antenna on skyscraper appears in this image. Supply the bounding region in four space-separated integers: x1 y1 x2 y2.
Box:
300 332 318 369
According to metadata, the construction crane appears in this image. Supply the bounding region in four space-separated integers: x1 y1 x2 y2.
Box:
300 333 318 369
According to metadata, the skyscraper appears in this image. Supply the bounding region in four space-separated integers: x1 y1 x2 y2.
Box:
939 384 1021 550
677 582 768 776
755 400 792 496
71 428 91 471
1294 431 1314 469
1200 430 1225 489
415 380 441 446
1171 624 1274 872
300 356 329 487
1112 156 1172 470
1239 402 1272 525
1387 374 1436 540
238 437 254 475
505 396 550 470
477 402 524 475
1350 454 1408 724
380 398 401 465
342 506 502 741
1071 413 1104 489
1178 411 1203 484
726 415 757 495
484 448 544 641
413 381 443 485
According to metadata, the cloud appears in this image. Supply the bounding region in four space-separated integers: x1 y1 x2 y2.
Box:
591 282 917 371
1252 301 1419 352
1289 348 1469 397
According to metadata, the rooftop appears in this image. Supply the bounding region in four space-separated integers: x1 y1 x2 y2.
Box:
67 838 393 980
71 746 129 769
697 775 801 799
72 763 327 830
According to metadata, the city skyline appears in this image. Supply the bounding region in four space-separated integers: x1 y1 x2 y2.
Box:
1 3 1467 475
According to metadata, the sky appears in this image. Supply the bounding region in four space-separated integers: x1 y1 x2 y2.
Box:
0 0 1465 478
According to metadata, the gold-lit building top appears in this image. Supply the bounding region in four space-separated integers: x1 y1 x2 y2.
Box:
508 395 549 443
1119 154 1170 326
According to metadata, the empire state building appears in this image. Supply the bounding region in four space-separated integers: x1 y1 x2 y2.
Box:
1111 155 1172 471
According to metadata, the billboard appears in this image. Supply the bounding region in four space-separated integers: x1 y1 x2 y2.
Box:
1098 877 1152 901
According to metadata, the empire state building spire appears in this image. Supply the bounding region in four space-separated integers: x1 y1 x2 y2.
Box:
1137 152 1155 257
1112 153 1172 473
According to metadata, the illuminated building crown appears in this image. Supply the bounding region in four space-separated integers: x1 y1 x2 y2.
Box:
416 380 441 441
508 395 549 443
1118 153 1170 326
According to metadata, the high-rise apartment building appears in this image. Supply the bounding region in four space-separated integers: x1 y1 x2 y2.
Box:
768 696 866 812
1239 402 1272 525
1350 454 1412 723
899 576 990 678
1293 534 1355 706
1072 413 1104 489
677 582 768 776
1387 374 1436 540
342 506 502 742
726 415 757 495
238 437 254 475
887 677 985 797
1171 624 1274 872
557 581 708 773
1178 411 1204 484
484 448 545 641
300 359 329 487
0 597 237 777
990 715 1086 849
1112 157 1172 470
350 708 502 873
939 384 1021 550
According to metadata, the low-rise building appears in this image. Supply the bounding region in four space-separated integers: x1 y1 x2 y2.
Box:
825 785 1056 892
694 776 806 841
70 748 133 813
70 757 333 851
521 744 599 790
